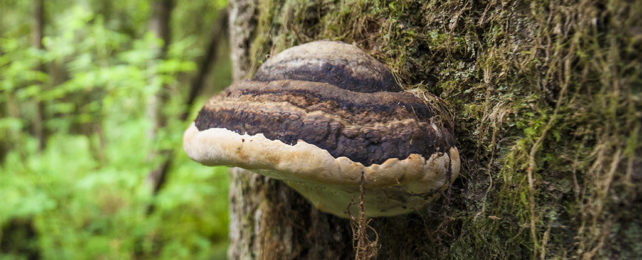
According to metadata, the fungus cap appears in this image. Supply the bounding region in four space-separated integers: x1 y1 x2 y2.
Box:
183 41 460 218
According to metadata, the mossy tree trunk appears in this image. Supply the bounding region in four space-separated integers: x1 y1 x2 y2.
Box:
227 0 641 259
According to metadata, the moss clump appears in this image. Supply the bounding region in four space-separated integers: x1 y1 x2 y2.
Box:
247 0 641 258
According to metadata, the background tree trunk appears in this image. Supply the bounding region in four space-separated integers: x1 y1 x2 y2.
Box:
226 0 642 259
148 9 229 214
31 0 46 151
146 0 175 195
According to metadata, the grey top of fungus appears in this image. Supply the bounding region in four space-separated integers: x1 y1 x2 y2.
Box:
253 41 402 93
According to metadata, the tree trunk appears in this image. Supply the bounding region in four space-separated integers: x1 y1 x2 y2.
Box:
226 0 642 259
148 8 229 214
31 0 46 151
181 9 229 121
146 0 174 195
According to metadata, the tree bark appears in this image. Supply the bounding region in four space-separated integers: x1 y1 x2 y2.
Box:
145 0 174 195
147 9 229 213
228 0 257 82
31 0 46 151
180 9 229 121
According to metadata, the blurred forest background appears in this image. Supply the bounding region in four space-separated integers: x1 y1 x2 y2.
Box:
0 0 232 259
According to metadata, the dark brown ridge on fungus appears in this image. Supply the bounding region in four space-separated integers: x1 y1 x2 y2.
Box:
252 40 402 93
253 57 401 93
194 80 456 165
224 80 436 124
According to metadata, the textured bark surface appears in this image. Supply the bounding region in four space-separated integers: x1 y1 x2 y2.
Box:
228 0 257 81
228 168 354 259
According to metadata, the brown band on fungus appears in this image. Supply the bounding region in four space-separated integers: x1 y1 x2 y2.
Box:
212 80 444 127
194 81 455 165
252 41 401 93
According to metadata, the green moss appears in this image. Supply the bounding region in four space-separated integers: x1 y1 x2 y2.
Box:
249 0 641 258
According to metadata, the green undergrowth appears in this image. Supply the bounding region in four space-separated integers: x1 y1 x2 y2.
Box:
247 0 641 258
0 1 232 258
0 119 230 259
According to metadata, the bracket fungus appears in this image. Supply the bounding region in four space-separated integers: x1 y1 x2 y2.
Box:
183 41 460 218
